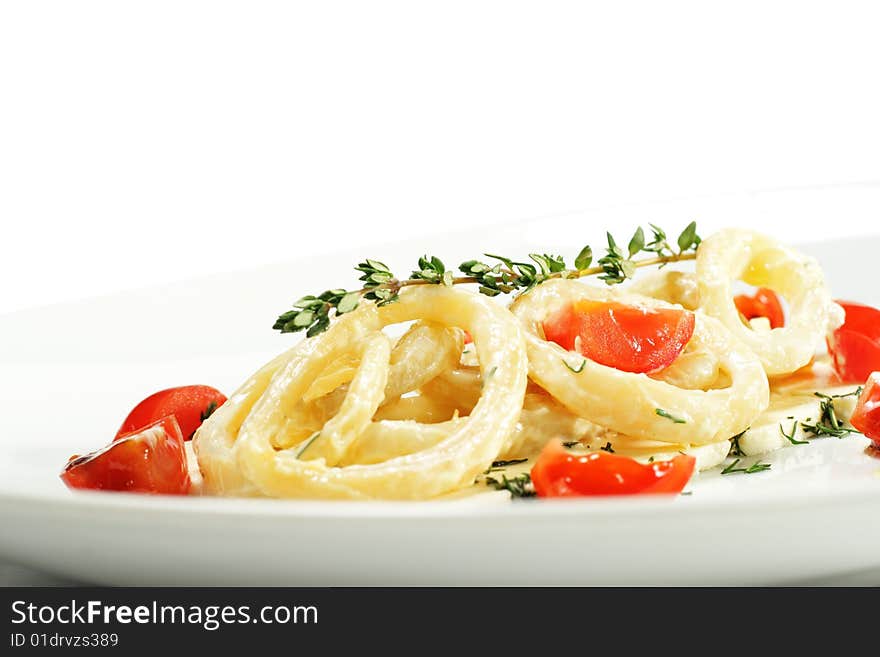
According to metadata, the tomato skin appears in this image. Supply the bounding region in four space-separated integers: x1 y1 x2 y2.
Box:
530 440 696 497
115 385 227 441
826 301 880 383
61 416 191 495
541 301 695 374
734 287 785 329
851 373 880 446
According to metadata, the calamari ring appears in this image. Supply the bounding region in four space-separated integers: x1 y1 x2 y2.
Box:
696 228 844 376
194 285 528 499
264 323 468 454
348 390 592 466
343 389 732 472
302 321 463 404
629 269 700 311
509 279 769 445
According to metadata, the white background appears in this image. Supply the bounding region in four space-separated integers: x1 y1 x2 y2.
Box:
2 1 879 315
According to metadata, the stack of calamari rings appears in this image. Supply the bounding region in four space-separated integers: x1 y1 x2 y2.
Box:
194 229 844 499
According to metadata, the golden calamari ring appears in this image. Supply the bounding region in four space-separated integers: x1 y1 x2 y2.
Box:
509 279 769 445
696 228 844 376
194 286 528 499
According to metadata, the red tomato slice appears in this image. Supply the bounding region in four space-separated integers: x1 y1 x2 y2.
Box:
851 373 880 446
61 417 191 494
541 300 695 374
115 385 227 441
734 287 785 329
530 440 696 497
826 301 880 383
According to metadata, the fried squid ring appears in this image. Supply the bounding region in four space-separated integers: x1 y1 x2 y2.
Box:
510 279 769 445
696 228 844 376
194 286 528 499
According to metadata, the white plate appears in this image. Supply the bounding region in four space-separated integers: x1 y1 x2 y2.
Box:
3 186 880 586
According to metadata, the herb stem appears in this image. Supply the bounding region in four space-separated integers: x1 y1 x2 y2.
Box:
348 252 697 297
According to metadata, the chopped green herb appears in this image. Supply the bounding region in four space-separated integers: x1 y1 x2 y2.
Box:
480 366 498 390
562 358 587 374
485 473 536 498
801 391 860 438
200 401 219 423
780 420 808 445
729 428 749 457
295 431 321 459
190 400 221 439
655 408 687 424
491 458 528 467
721 458 771 475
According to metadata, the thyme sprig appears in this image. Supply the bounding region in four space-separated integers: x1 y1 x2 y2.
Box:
273 222 702 336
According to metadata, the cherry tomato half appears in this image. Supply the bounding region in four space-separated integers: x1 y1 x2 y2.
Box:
851 373 880 446
826 301 880 383
734 287 785 329
115 385 227 441
530 440 696 497
542 300 695 374
61 416 191 494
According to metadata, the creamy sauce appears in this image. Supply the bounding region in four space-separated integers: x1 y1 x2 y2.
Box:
468 357 865 497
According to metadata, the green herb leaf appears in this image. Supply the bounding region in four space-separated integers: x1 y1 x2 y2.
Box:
295 431 322 459
562 357 587 374
729 428 749 457
677 221 701 252
490 458 528 468
410 254 451 284
721 458 771 475
485 473 535 498
485 457 529 473
801 391 860 438
628 226 646 258
336 291 360 314
199 400 219 423
655 408 687 424
780 420 808 445
574 245 593 270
